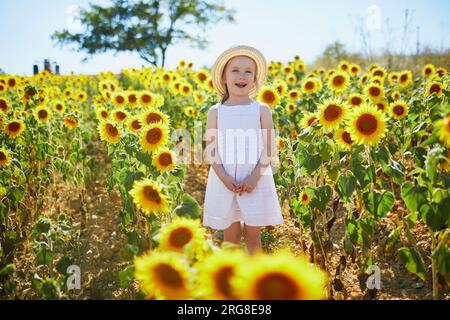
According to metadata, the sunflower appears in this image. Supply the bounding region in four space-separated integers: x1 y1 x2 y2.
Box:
63 116 78 129
52 100 66 114
347 104 387 146
258 85 280 108
0 148 11 166
285 102 296 115
398 70 413 88
388 72 399 85
359 73 370 86
195 69 209 85
302 78 321 95
141 107 170 127
140 122 169 153
426 81 443 98
317 98 349 132
179 83 193 96
195 250 247 300
294 61 305 72
152 148 176 173
347 93 365 108
364 83 384 102
184 106 196 118
436 67 447 78
158 217 206 259
231 251 327 300
422 64 435 78
193 91 206 104
127 91 139 108
98 120 121 144
0 82 6 94
435 115 450 147
96 107 109 121
298 190 311 205
112 109 129 123
129 178 169 215
374 100 388 113
391 91 401 101
328 71 349 93
0 97 9 113
127 116 142 133
134 251 191 299
274 80 288 97
139 91 155 107
335 128 355 151
300 112 318 129
277 136 286 149
349 64 361 76
371 67 387 79
287 89 301 102
7 77 17 88
282 65 294 75
370 76 384 86
112 91 127 108
4 119 25 139
286 74 297 85
389 100 409 120
338 61 350 73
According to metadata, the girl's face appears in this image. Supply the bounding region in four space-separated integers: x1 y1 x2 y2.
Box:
222 56 257 98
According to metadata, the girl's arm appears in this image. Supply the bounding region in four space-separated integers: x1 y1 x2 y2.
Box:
251 104 278 181
204 107 230 182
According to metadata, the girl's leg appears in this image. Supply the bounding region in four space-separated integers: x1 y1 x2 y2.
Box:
243 224 262 255
223 221 242 244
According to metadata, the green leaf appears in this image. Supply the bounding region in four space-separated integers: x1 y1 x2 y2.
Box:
118 267 135 289
56 256 75 275
398 247 427 281
174 193 201 219
401 181 428 213
33 243 53 266
363 190 395 220
433 241 450 285
309 185 332 214
335 171 357 203
303 154 322 174
425 146 446 183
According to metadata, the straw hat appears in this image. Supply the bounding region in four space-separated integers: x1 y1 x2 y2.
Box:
211 45 267 98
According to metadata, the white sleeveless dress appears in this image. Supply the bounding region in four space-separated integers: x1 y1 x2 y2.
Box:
202 101 284 230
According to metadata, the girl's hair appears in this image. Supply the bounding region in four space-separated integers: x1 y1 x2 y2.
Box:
220 57 258 104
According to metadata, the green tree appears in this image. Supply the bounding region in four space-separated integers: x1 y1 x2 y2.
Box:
313 41 363 69
52 0 235 67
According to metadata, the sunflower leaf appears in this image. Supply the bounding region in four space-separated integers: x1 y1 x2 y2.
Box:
398 247 427 281
363 190 394 220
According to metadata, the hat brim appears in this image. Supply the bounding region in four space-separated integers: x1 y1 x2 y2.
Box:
211 45 267 98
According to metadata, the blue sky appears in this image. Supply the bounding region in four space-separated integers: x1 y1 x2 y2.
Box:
0 0 449 75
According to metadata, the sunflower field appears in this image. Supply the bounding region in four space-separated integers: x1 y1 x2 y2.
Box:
0 57 449 300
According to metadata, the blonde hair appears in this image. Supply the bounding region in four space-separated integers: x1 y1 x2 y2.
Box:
220 56 258 104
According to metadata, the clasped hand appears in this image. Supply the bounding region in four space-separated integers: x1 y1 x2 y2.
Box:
223 174 258 196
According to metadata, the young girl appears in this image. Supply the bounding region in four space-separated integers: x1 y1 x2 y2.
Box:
203 45 284 254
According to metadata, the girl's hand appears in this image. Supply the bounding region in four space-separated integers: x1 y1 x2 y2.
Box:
238 174 259 195
222 175 241 193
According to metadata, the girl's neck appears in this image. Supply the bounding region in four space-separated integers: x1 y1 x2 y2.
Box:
222 96 253 106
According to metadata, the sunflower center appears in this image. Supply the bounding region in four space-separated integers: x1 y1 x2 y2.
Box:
128 95 137 103
116 96 124 104
56 104 62 110
430 84 441 94
303 117 314 127
101 111 108 118
0 100 7 111
351 97 362 105
8 122 20 132
255 272 300 300
168 227 193 248
215 266 235 298
305 82 314 90
198 73 207 82
143 185 162 204
342 131 354 144
154 263 184 289
106 124 118 137
400 74 408 82
142 94 152 104
146 128 163 145
324 105 342 121
263 91 275 103
132 120 142 130
333 75 345 86
290 92 298 99
159 153 173 166
0 152 6 161
356 114 378 135
146 113 162 124
369 87 381 97
393 105 405 116
116 111 127 120
425 68 432 75
302 194 308 201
